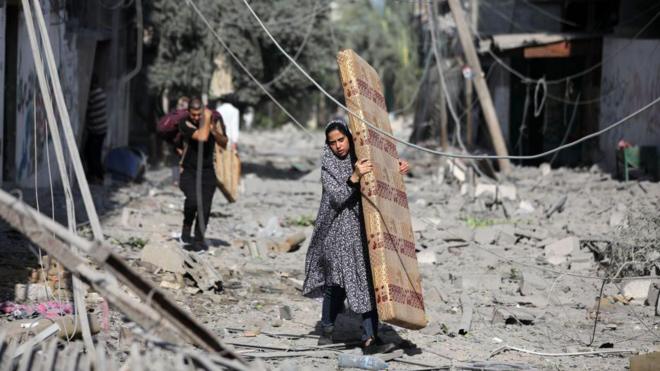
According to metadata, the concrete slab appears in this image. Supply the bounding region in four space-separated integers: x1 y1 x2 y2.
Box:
544 237 579 265
140 243 186 274
473 227 499 245
623 280 653 303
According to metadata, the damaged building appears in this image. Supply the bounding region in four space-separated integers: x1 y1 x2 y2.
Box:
414 0 660 177
0 0 141 188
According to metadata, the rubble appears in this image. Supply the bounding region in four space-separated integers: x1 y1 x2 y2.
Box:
491 307 535 325
544 237 580 265
622 280 653 303
473 227 498 245
417 249 437 264
645 282 660 307
474 183 517 201
518 272 547 296
260 232 307 253
140 242 187 274
2 129 658 370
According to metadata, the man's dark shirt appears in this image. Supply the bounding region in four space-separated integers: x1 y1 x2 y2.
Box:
179 119 217 170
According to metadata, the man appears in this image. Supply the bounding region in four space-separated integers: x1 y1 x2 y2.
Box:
84 76 108 184
178 97 228 246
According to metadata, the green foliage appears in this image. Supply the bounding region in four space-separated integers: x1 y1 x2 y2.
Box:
285 215 316 227
117 236 149 249
147 0 337 106
465 216 496 229
337 0 421 110
147 0 421 122
147 0 222 95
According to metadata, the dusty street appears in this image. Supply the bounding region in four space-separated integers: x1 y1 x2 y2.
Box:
40 126 655 370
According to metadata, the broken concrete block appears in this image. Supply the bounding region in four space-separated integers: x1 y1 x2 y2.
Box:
260 232 307 253
159 280 182 290
243 327 261 337
414 199 429 207
492 307 535 325
140 243 186 274
417 249 437 265
456 274 501 291
494 225 517 246
623 280 653 303
473 227 498 245
14 283 52 303
518 272 547 296
544 237 579 265
516 200 535 214
646 283 660 307
609 211 629 228
279 305 293 320
474 183 517 201
447 159 467 183
183 253 224 293
539 163 551 176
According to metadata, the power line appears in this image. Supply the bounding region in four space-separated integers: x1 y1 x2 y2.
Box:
389 51 434 115
263 0 319 88
185 0 312 137
232 0 660 161
480 7 660 85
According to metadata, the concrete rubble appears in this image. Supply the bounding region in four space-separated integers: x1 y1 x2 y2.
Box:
1 129 659 370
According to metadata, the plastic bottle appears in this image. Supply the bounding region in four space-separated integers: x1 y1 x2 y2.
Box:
337 353 388 370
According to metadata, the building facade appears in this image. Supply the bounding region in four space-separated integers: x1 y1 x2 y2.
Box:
0 0 138 188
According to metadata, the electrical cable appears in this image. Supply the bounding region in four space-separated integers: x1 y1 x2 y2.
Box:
549 91 580 165
185 0 312 137
481 8 660 85
232 0 660 161
263 0 319 88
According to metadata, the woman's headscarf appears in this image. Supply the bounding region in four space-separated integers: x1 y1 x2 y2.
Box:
324 118 352 145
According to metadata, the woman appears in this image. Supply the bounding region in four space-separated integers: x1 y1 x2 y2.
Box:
302 119 409 354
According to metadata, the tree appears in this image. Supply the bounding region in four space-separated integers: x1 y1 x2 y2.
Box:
147 1 336 108
336 0 421 111
146 0 420 125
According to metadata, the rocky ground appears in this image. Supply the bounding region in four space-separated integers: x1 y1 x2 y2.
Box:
1 125 659 370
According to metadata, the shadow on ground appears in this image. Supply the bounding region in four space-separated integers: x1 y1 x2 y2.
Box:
309 313 421 356
241 161 311 180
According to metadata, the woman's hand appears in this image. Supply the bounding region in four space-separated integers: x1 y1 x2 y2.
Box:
350 159 373 183
398 160 409 175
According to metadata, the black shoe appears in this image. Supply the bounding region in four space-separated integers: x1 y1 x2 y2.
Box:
362 337 397 355
181 225 193 244
317 326 334 346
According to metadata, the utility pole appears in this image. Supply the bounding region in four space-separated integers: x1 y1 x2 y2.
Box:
465 0 479 149
448 0 511 173
428 1 448 151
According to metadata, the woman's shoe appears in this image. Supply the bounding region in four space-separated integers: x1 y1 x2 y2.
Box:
317 326 334 346
362 337 397 355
